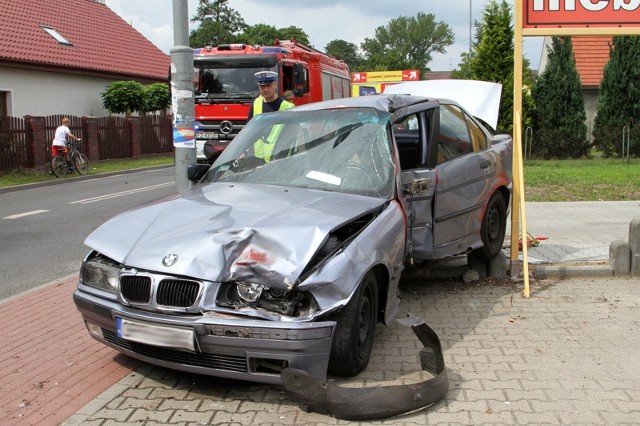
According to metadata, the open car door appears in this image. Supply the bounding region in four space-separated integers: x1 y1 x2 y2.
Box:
392 106 437 260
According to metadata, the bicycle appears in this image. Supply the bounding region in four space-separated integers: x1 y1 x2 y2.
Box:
51 139 89 177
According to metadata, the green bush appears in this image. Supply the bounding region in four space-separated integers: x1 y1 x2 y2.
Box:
101 81 145 115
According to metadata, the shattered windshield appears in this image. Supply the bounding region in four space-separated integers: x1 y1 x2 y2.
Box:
202 109 396 199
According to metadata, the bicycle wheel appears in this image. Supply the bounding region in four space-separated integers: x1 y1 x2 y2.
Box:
51 156 68 177
74 153 90 174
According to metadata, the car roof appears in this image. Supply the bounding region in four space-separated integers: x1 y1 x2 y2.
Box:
291 94 431 114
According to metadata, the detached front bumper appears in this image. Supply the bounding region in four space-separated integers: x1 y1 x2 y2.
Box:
73 288 335 384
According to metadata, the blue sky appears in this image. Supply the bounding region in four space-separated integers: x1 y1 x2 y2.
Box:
106 0 544 71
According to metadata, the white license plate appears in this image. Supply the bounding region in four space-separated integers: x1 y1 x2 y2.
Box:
197 132 218 139
116 316 197 352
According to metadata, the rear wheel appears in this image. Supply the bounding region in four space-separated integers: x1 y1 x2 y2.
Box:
74 153 89 174
477 191 507 259
50 156 67 177
328 272 379 376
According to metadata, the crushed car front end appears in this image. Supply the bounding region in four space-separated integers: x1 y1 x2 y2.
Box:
73 264 335 383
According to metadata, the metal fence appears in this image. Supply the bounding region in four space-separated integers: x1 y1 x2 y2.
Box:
523 125 640 160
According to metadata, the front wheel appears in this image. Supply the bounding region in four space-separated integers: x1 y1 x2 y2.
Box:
74 153 89 174
328 272 379 376
50 156 67 177
476 191 507 259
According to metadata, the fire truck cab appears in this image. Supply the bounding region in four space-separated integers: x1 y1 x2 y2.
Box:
193 39 351 162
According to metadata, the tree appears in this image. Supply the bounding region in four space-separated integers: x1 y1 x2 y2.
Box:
531 36 588 159
141 83 171 114
189 0 247 47
470 0 514 132
325 39 363 72
594 36 640 158
467 0 534 133
360 13 453 77
101 81 144 115
238 24 310 47
276 26 310 46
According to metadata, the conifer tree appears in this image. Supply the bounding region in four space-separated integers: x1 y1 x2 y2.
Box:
468 0 534 133
531 36 587 159
594 36 640 157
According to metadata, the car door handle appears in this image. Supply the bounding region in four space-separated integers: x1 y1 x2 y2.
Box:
480 160 491 169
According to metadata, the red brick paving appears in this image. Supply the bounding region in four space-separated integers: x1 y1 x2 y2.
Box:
0 276 139 425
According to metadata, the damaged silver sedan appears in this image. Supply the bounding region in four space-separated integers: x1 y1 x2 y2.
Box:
73 85 512 385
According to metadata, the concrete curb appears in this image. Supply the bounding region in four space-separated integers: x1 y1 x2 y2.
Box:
532 263 613 279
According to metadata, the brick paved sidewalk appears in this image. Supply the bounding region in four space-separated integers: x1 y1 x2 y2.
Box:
61 276 640 425
0 276 140 426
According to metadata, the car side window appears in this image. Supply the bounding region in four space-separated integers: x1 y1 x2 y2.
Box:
466 115 488 151
392 113 421 170
438 104 472 163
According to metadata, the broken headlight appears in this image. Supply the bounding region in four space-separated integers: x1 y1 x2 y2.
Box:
80 253 120 294
217 282 319 317
236 281 264 303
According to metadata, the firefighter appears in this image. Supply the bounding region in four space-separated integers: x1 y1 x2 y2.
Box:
248 71 295 162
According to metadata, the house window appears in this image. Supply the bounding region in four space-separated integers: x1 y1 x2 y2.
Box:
41 26 73 46
0 92 8 117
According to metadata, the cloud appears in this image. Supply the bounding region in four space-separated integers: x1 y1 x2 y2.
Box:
106 0 543 71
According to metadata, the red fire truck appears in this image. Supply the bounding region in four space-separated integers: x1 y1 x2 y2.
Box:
193 39 351 161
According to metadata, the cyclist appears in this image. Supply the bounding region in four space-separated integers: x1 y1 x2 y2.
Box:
52 117 81 172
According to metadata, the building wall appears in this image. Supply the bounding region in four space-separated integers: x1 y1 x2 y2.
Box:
0 66 120 117
584 87 599 142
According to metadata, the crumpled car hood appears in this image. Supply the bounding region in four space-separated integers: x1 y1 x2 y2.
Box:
85 182 386 289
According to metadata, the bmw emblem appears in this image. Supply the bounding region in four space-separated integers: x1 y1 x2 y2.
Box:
162 254 178 267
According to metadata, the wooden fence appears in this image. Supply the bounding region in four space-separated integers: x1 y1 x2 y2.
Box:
0 114 173 172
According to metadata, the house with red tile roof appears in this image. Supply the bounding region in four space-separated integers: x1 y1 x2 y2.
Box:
0 0 170 118
538 36 611 134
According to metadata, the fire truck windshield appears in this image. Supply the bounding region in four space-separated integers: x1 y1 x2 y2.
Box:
195 56 278 101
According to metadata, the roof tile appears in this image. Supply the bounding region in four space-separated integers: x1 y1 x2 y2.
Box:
0 0 169 81
572 36 611 88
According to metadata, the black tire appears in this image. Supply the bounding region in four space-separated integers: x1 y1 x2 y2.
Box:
74 153 89 174
50 156 67 177
328 272 379 376
477 191 507 259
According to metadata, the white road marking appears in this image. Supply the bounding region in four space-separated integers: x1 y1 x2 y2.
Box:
69 182 174 205
3 209 50 219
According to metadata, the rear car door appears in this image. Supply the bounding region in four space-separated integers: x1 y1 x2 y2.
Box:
431 103 495 257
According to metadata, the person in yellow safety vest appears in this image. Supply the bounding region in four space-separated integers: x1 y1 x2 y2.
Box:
247 71 295 162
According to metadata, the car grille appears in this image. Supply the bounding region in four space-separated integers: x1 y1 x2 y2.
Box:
120 276 151 303
103 329 248 373
157 279 200 307
120 276 201 309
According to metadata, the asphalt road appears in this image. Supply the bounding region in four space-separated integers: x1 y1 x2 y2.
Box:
0 167 178 301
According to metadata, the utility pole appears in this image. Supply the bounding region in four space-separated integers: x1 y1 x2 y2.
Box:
469 0 473 56
171 0 196 194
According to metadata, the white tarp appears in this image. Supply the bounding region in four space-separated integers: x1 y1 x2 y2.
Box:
383 80 502 130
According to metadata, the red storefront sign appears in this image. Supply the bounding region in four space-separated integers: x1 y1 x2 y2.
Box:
524 0 640 28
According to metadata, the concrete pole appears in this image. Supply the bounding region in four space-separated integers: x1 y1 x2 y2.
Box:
171 0 196 194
